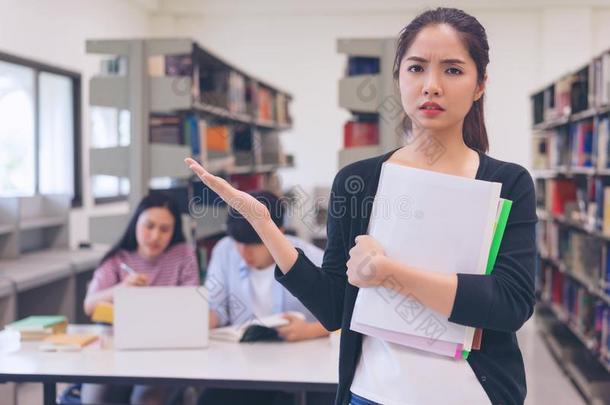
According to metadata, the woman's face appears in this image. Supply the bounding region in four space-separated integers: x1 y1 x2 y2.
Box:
135 207 175 259
398 23 485 134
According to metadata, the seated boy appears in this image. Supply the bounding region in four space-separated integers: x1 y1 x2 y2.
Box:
206 190 328 341
199 191 331 405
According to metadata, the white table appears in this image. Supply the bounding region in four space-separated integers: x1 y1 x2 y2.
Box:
0 325 339 405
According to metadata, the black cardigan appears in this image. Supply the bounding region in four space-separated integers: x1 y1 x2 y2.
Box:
275 149 537 405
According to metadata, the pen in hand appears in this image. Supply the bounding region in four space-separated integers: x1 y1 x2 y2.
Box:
119 262 136 274
119 262 148 286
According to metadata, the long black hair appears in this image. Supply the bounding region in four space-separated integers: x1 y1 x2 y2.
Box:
100 192 186 265
394 7 490 153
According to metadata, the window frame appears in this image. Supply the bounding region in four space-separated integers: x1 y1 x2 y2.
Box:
0 50 82 207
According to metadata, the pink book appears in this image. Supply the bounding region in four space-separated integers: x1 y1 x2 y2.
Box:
351 320 463 359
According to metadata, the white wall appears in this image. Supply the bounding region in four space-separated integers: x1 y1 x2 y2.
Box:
4 1 610 245
151 2 610 191
0 0 152 247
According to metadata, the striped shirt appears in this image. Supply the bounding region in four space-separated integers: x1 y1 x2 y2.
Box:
87 242 200 295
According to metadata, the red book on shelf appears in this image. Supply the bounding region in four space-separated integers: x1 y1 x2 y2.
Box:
229 174 264 192
552 271 564 305
549 179 577 216
344 121 379 148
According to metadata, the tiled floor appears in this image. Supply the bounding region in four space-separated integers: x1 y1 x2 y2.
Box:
520 315 586 405
3 314 587 405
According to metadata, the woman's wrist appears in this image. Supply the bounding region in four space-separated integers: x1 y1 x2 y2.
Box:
373 255 414 293
371 254 392 285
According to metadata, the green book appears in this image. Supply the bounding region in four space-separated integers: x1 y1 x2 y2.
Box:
6 315 67 332
462 198 513 360
485 199 513 275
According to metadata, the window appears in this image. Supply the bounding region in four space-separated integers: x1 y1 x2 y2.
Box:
0 61 35 196
90 106 131 203
0 52 81 206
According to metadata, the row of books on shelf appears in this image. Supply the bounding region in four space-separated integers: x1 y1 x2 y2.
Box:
193 67 289 125
537 221 606 288
149 113 287 168
148 53 290 125
539 266 610 364
532 52 610 124
536 175 610 234
532 116 610 170
99 53 292 126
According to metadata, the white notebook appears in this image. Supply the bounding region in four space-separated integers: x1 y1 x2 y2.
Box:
351 162 501 347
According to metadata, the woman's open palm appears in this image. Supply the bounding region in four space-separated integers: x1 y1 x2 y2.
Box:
184 158 270 223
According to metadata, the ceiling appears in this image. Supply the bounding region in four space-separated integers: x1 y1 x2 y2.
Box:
129 0 610 17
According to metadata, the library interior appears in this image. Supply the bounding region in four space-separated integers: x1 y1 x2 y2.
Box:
3 1 610 404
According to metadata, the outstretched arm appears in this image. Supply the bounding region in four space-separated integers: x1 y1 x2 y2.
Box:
185 158 298 273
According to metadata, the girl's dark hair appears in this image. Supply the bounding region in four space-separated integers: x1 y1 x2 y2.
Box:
100 192 186 264
393 7 489 153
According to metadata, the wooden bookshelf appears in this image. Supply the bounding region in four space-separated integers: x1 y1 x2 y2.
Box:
86 38 294 245
532 47 610 390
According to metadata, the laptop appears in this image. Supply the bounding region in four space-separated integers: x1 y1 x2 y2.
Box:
114 286 209 350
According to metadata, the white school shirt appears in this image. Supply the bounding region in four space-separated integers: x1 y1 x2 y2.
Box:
249 264 276 318
350 336 489 405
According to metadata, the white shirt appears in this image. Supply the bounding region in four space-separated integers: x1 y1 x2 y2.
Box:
205 235 324 326
350 336 489 405
249 264 275 318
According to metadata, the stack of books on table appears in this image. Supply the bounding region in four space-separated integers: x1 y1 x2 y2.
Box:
5 315 68 341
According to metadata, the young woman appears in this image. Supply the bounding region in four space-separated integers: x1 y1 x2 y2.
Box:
82 192 199 405
186 7 536 405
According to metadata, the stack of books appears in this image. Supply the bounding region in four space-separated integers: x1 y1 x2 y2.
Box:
40 334 99 352
350 163 513 359
150 114 183 144
6 315 68 341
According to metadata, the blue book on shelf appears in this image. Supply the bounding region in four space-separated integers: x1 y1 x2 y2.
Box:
347 57 380 76
184 114 200 156
584 123 594 167
190 115 200 156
